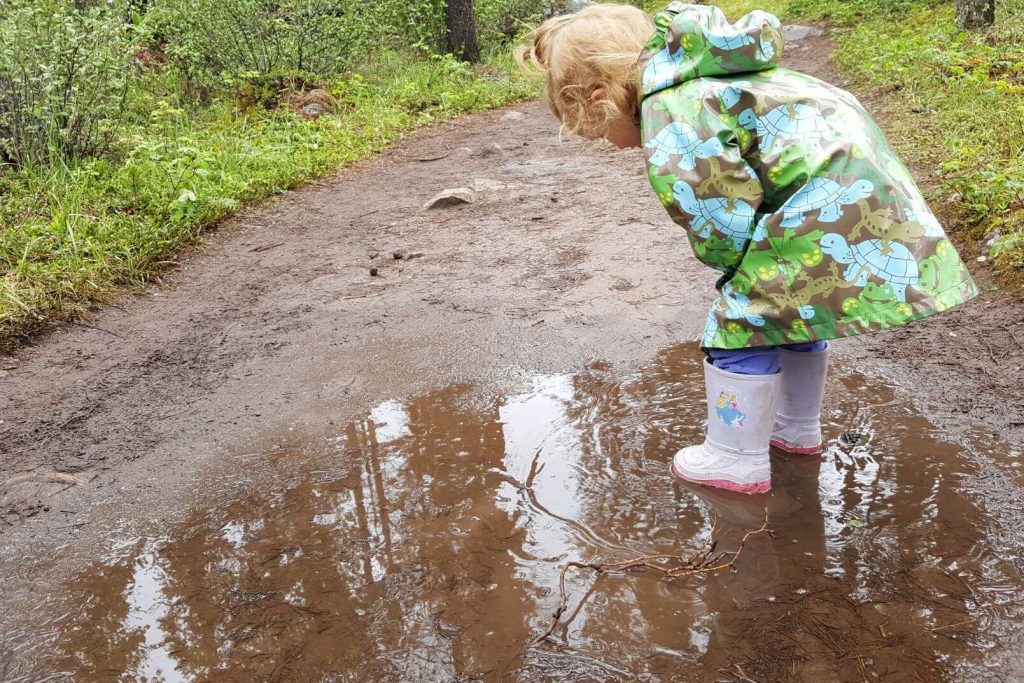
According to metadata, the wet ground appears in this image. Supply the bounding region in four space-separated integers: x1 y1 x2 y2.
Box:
3 345 1021 681
3 27 1024 683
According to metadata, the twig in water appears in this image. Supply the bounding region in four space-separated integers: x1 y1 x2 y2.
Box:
722 663 761 683
536 512 771 643
929 618 976 632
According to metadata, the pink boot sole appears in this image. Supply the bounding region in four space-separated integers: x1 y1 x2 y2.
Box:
770 438 823 456
670 461 771 494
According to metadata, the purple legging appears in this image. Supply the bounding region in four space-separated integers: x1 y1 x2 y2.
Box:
705 341 828 376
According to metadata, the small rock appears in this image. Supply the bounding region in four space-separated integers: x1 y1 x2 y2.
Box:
301 102 328 119
479 142 504 156
393 251 406 260
472 178 508 192
423 187 476 209
407 251 424 260
501 111 525 121
783 24 824 42
369 267 379 277
839 430 862 447
368 250 379 259
281 88 336 120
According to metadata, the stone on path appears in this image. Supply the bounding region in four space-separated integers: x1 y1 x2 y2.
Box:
479 142 504 156
472 178 508 192
783 24 824 42
423 187 477 209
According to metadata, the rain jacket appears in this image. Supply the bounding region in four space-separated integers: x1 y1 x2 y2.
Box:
639 3 977 349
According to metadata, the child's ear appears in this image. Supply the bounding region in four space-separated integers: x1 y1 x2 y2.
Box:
589 86 606 102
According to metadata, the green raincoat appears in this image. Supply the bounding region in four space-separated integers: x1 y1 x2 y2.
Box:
639 3 978 349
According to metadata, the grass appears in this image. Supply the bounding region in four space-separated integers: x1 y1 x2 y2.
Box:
645 0 1024 285
0 49 538 347
823 0 1024 283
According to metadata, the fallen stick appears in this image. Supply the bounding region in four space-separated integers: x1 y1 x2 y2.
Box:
2 472 84 492
537 512 771 643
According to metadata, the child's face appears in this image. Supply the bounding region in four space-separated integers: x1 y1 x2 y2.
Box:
603 110 641 149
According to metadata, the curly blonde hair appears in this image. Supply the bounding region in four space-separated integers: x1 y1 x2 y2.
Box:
515 4 654 139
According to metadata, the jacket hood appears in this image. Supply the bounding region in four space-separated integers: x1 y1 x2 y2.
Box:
639 3 784 99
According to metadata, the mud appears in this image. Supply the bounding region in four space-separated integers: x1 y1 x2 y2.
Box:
2 345 1021 682
1 26 1024 683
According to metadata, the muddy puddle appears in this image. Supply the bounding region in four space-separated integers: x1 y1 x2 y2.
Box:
11 345 1024 682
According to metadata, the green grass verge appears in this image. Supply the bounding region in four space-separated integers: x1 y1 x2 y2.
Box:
0 50 538 347
821 0 1024 284
645 0 1024 285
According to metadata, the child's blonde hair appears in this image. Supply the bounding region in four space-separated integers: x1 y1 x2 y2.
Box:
515 4 654 139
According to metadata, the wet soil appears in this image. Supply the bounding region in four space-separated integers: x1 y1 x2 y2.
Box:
2 27 1024 683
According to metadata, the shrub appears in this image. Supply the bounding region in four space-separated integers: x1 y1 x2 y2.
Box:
144 0 381 95
475 0 554 46
0 0 133 167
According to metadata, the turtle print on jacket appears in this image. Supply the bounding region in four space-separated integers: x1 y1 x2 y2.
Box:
639 2 977 349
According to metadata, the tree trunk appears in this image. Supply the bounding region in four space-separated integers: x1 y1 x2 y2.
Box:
956 0 995 28
445 0 480 63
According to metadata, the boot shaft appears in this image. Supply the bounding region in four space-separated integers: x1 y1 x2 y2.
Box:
704 360 781 457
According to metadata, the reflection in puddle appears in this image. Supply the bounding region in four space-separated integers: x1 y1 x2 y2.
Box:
42 345 1024 681
122 542 187 683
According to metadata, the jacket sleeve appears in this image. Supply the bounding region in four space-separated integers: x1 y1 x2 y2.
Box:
644 96 764 275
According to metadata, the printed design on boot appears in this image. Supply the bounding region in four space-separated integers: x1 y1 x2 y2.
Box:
714 391 747 427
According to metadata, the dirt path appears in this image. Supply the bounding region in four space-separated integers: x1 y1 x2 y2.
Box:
1 29 1023 682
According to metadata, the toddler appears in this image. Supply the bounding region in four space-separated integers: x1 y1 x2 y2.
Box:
518 2 977 493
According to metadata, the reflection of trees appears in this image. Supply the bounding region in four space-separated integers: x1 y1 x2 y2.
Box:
53 555 140 677
56 384 534 681
395 387 531 678
50 347 996 681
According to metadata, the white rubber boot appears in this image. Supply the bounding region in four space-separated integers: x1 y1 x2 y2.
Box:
671 360 780 494
770 346 829 455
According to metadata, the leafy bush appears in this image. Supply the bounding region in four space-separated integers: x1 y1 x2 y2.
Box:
144 0 552 99
475 0 555 46
0 0 133 167
787 0 944 22
144 0 387 96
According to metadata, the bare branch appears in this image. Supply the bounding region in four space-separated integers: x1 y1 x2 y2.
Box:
537 511 771 643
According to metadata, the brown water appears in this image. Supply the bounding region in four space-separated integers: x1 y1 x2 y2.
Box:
16 345 1024 681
